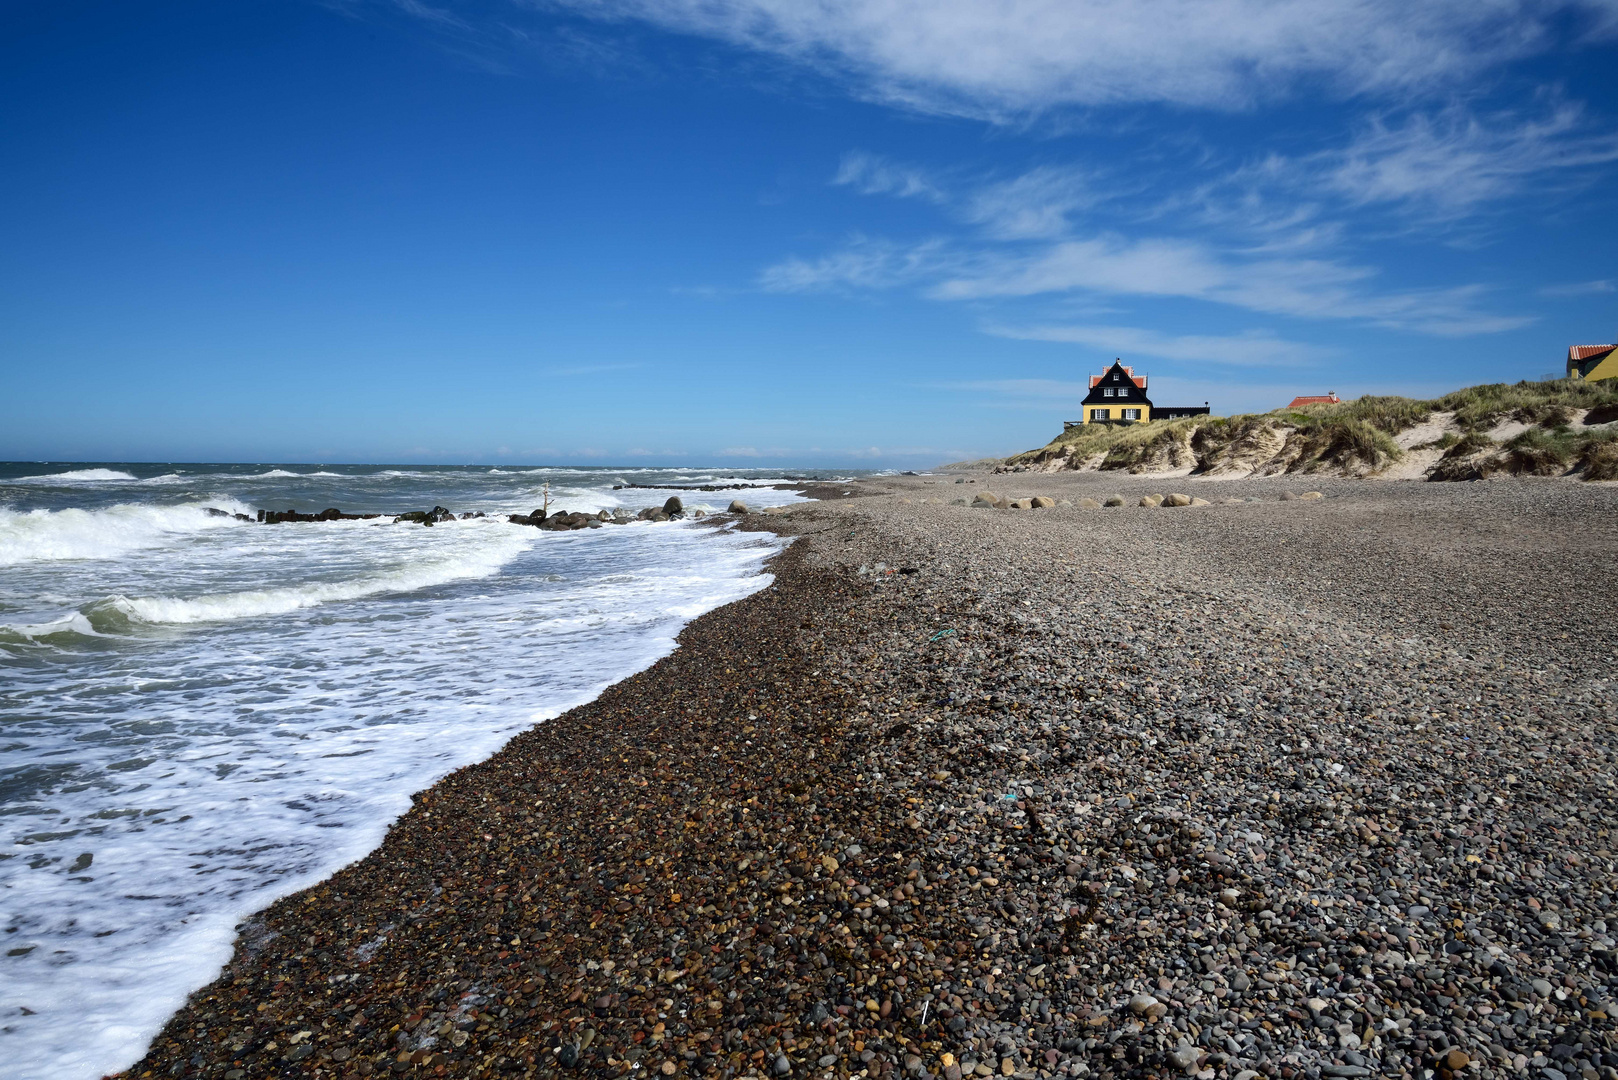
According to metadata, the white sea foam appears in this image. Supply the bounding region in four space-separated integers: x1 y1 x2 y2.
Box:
0 502 254 566
10 468 138 483
102 524 532 625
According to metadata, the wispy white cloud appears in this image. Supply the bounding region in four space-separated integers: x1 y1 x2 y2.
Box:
1311 102 1618 214
759 235 956 292
535 0 1618 116
1539 279 1616 297
986 323 1329 366
766 231 1530 334
833 151 946 202
962 166 1101 239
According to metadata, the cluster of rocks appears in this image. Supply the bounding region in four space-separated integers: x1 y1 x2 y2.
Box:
958 491 1328 512
255 507 387 524
397 507 486 526
120 478 1618 1080
510 498 700 530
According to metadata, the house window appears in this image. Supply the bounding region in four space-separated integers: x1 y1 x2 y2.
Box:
1103 388 1114 397
1112 373 1121 381
1117 387 1128 398
1122 408 1141 420
1091 408 1110 421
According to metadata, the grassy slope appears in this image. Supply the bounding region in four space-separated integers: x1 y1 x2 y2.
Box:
1003 377 1618 480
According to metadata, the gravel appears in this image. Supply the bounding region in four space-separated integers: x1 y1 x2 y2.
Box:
123 473 1618 1080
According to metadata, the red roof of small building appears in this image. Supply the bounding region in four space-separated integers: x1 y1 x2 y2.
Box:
1088 364 1147 390
1288 393 1341 407
1569 344 1616 361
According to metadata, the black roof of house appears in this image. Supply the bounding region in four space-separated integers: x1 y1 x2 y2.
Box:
1081 360 1152 406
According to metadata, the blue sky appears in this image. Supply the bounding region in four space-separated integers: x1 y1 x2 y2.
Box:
3 0 1616 467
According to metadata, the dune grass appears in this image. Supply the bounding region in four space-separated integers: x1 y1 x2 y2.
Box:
1001 376 1618 479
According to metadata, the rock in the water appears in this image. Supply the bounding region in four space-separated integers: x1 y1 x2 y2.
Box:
729 500 750 514
663 496 684 517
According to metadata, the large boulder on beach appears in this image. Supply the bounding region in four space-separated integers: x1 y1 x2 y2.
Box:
1008 498 1032 509
1140 494 1163 507
1102 494 1125 507
1030 496 1055 508
1077 497 1101 509
663 496 684 516
729 500 750 514
1164 493 1192 507
971 492 1000 508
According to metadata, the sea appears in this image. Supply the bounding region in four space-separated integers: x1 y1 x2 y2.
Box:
0 462 843 1080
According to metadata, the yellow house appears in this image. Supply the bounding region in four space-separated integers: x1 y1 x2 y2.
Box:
1080 360 1152 424
1569 343 1618 382
1071 359 1213 425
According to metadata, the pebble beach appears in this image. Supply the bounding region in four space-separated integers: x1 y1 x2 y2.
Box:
122 474 1618 1080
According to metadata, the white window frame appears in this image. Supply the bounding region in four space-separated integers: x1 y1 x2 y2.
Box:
1103 388 1114 397
1122 408 1141 420
1091 408 1110 421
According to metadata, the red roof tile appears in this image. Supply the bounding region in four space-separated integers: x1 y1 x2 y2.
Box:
1569 344 1616 361
1288 394 1341 407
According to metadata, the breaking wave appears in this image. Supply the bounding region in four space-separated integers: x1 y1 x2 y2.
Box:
10 469 138 483
87 525 532 626
0 502 254 567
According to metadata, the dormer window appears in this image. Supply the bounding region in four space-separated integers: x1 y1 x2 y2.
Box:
1104 388 1114 397
1112 373 1121 382
1118 387 1128 398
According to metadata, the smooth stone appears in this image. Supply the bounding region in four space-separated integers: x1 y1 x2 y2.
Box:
774 1053 791 1075
1078 498 1102 509
729 500 751 514
1533 978 1554 997
1164 493 1191 507
1128 994 1158 1015
1102 495 1125 507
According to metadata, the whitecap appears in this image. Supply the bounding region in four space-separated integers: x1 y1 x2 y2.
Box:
0 503 254 567
96 524 532 624
10 468 138 483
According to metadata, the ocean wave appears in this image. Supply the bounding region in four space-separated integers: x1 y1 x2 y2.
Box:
0 503 255 567
88 526 532 625
0 612 106 648
10 468 138 483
